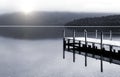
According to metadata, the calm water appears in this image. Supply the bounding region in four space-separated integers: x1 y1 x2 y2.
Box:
0 27 120 77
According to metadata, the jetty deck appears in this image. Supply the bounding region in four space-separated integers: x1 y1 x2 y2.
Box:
65 37 120 47
63 29 120 72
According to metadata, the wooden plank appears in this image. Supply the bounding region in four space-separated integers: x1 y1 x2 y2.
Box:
65 37 120 47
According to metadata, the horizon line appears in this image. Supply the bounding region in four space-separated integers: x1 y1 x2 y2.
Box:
0 26 120 27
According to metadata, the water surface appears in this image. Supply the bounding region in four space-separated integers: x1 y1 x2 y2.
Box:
0 26 120 77
0 37 120 77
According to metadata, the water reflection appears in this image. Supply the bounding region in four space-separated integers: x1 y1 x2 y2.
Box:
0 37 120 77
0 27 120 77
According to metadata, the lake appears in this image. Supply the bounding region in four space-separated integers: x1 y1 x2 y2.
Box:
0 26 120 77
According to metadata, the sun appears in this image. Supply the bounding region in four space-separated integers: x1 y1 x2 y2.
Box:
19 1 35 15
22 7 33 14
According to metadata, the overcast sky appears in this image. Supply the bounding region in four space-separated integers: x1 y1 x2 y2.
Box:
0 0 120 14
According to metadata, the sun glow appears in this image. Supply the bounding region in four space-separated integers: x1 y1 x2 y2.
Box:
21 7 34 14
19 0 36 14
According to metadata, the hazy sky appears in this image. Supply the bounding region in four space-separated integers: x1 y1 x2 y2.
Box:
0 0 120 14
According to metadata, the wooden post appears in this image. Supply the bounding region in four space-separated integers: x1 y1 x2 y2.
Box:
73 29 76 62
109 45 113 63
96 30 98 39
84 29 87 46
85 54 87 67
92 43 95 58
68 39 70 51
100 32 103 72
78 41 81 54
84 29 87 67
63 29 66 59
110 30 112 40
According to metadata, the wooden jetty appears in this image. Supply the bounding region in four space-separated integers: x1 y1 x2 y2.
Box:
63 29 120 72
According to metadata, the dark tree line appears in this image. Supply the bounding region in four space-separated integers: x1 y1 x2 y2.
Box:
65 15 120 26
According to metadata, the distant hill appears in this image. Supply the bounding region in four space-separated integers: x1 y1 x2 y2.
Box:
0 12 111 25
0 12 116 39
65 15 120 26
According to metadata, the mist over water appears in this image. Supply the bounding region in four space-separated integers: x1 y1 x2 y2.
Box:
0 27 120 77
0 26 120 39
0 27 64 39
